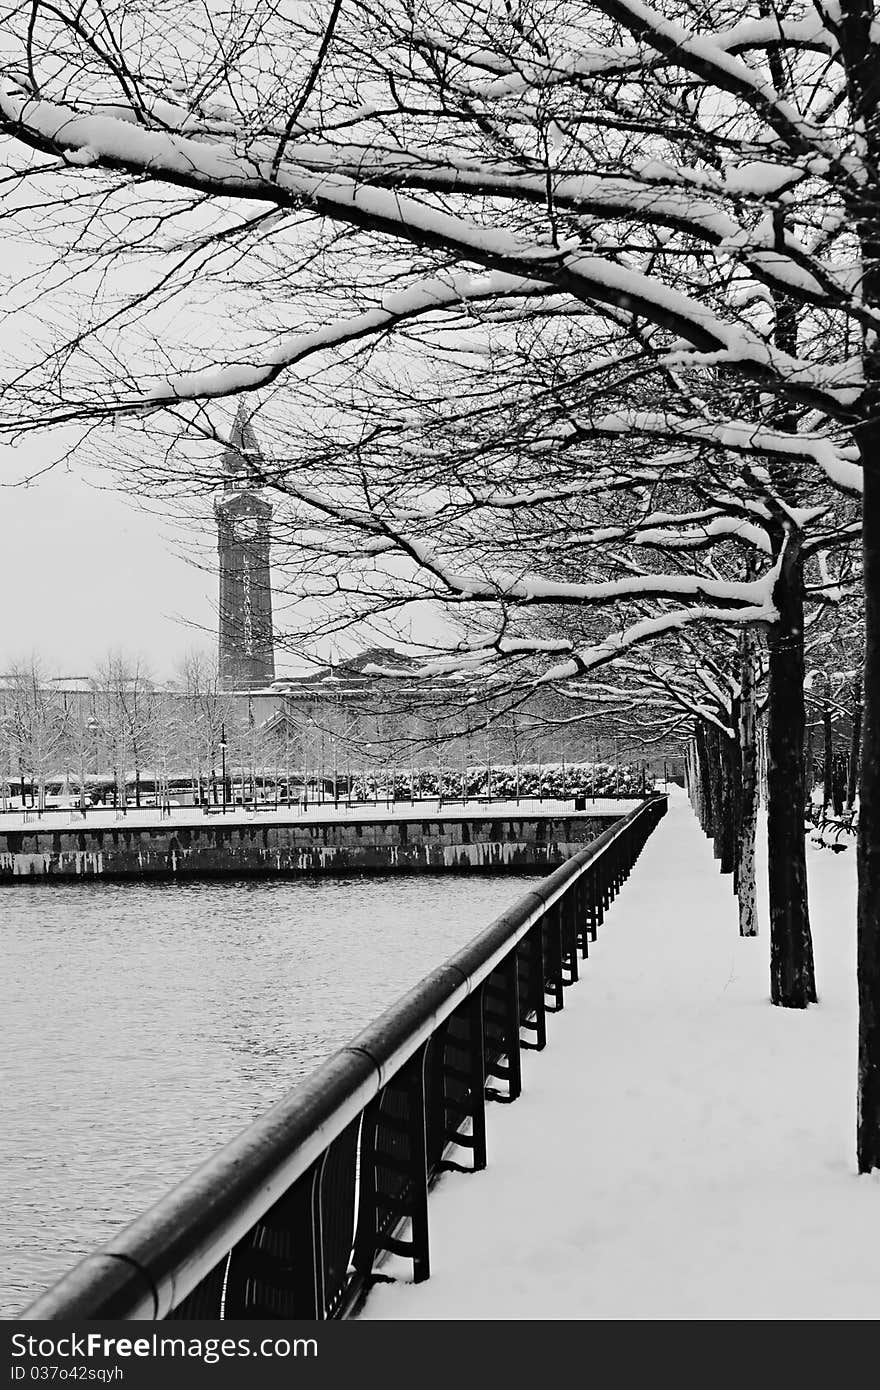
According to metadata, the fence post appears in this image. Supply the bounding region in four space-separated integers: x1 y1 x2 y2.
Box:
575 877 590 960
432 988 488 1174
543 903 566 1012
466 987 488 1170
217 1154 328 1319
353 1043 431 1285
561 888 580 983
519 921 547 1051
484 947 522 1103
586 865 599 942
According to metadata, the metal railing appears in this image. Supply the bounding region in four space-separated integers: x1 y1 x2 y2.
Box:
1 791 647 821
22 794 667 1321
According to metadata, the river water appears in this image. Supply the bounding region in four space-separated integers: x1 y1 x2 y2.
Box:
0 872 543 1315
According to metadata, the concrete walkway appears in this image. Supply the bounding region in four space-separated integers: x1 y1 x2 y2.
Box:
359 791 877 1321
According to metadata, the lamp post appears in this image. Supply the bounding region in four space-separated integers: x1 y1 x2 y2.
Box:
87 715 100 810
0 714 12 813
220 723 227 814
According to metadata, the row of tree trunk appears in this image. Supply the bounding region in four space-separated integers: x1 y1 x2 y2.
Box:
803 677 863 815
685 625 865 1006
684 556 819 1010
680 542 880 1170
685 632 760 943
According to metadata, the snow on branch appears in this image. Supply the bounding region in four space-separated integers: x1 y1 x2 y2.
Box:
362 589 778 687
538 600 777 684
0 84 860 419
138 272 552 404
558 412 862 495
384 528 780 611
456 11 838 99
589 0 850 170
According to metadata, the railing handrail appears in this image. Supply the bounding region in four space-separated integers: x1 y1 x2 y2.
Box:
0 795 645 811
23 794 666 1320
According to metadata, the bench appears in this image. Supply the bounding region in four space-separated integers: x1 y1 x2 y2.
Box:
807 805 857 852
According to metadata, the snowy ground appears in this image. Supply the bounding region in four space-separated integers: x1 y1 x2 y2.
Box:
359 788 878 1321
0 797 636 833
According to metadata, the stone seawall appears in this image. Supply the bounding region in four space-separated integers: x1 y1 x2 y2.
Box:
0 814 615 881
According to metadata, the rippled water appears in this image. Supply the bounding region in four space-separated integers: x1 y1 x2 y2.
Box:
0 873 542 1314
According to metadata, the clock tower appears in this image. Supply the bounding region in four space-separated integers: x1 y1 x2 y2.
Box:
215 403 275 690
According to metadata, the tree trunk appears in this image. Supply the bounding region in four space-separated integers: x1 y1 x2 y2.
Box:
757 721 769 808
729 702 743 895
694 721 713 838
840 0 880 1176
737 632 759 937
858 426 880 1170
832 753 846 816
823 699 833 811
718 730 736 877
692 738 703 824
704 720 724 861
766 539 816 1007
687 739 703 821
848 677 863 810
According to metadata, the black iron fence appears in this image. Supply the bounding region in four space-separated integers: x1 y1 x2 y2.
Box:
23 794 667 1321
1 791 646 820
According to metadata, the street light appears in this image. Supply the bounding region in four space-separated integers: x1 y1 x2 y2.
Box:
220 723 228 814
86 716 100 811
0 713 13 813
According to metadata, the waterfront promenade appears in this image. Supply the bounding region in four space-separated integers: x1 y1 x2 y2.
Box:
0 796 637 882
0 796 637 833
360 791 878 1321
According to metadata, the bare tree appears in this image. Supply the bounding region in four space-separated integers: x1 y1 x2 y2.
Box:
2 0 880 1167
2 657 67 808
91 652 155 807
173 649 235 804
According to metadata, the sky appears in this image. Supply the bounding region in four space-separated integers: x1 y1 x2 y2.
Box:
0 431 396 682
0 132 291 682
1 437 220 679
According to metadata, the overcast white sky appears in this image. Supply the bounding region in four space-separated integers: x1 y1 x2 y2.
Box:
1 437 221 679
0 145 440 683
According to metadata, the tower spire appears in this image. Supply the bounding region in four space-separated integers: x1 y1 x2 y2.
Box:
223 400 263 489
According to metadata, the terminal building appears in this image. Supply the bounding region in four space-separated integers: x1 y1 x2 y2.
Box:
0 410 663 803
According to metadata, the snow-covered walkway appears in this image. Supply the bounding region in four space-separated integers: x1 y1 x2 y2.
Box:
360 789 878 1320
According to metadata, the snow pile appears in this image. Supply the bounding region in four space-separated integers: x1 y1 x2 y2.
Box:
360 790 877 1321
348 762 648 802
